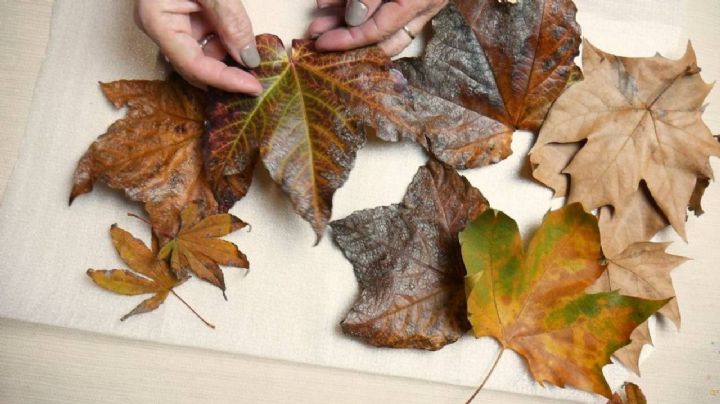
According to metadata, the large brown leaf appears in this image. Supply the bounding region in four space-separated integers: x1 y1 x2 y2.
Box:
532 42 720 239
205 35 413 240
330 160 488 350
392 0 582 169
70 76 218 237
461 204 667 397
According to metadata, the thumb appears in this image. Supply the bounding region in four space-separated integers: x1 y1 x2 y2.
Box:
197 0 260 68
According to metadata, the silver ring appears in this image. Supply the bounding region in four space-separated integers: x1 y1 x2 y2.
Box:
402 26 415 40
198 33 217 50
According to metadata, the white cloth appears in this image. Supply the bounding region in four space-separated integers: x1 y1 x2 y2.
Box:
0 1 691 402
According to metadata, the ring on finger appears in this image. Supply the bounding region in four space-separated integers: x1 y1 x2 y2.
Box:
402 25 415 40
198 33 217 50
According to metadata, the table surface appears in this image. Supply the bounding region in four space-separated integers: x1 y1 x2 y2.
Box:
1 1 719 403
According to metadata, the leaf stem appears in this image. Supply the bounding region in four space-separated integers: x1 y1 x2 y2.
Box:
465 348 504 404
171 290 216 329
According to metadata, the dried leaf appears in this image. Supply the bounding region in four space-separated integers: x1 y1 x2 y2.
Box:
608 382 647 404
587 242 687 374
205 35 412 240
533 42 720 239
70 76 218 236
529 142 582 198
461 204 667 397
392 0 582 169
158 202 249 294
330 160 488 350
87 225 186 321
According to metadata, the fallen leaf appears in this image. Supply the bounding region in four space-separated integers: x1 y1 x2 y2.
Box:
392 0 582 169
158 202 249 295
70 76 218 237
529 142 582 198
532 42 720 239
87 224 187 321
205 35 412 240
608 382 647 404
461 204 667 397
330 160 488 350
587 242 687 374
689 177 711 216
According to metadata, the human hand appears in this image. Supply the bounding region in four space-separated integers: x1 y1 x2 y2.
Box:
308 0 448 56
135 0 263 94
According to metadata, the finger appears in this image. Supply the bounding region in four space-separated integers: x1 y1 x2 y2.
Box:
203 36 228 61
345 0 384 27
162 33 263 94
315 2 419 51
378 12 431 56
197 0 260 68
308 12 344 39
317 0 345 8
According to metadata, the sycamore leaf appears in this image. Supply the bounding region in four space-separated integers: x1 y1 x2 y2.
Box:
330 160 488 350
587 242 687 374
529 142 582 198
532 42 720 239
70 76 218 237
392 0 582 169
87 225 186 321
608 382 647 404
158 202 249 295
205 35 414 240
460 204 667 397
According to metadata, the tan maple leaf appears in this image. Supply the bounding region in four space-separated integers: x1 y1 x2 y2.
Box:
532 41 720 239
587 241 687 374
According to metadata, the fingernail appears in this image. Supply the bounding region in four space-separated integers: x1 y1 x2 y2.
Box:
240 43 261 69
345 0 368 27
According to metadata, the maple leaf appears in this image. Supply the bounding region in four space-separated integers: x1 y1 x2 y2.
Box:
460 204 667 397
330 160 488 350
70 76 218 237
391 0 582 169
587 242 687 374
532 42 720 239
158 202 249 295
608 382 647 404
205 34 413 240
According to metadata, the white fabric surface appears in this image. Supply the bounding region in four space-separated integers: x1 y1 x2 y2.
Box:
0 1 699 402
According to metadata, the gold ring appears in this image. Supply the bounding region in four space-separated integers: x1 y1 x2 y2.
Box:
402 26 415 40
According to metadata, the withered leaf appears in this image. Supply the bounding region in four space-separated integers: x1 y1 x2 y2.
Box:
587 242 687 374
205 34 412 240
608 382 647 404
532 42 720 239
330 160 488 350
461 204 667 397
70 76 218 237
158 202 249 295
392 0 582 169
87 225 187 321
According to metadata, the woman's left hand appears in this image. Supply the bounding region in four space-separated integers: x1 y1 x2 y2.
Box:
308 0 448 56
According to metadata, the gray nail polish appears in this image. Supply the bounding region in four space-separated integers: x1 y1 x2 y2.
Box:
345 0 369 27
240 44 261 69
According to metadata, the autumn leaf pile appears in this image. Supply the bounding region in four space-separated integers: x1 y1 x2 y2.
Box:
70 0 718 400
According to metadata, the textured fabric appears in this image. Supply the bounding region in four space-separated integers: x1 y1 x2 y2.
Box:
0 1 684 402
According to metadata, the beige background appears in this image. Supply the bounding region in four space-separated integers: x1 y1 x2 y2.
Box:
1 1 719 403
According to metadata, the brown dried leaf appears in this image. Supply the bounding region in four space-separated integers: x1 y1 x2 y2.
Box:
158 202 249 294
70 76 218 236
529 142 582 197
608 382 647 404
87 225 186 321
392 0 582 169
533 41 720 239
330 160 488 350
